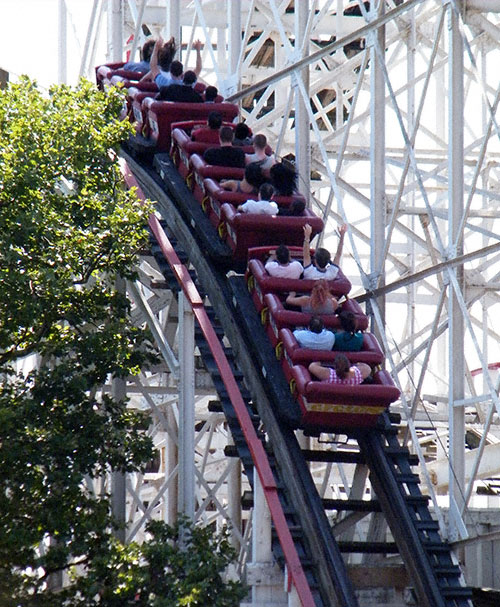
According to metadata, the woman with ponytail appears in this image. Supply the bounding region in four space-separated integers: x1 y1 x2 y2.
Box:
333 310 363 352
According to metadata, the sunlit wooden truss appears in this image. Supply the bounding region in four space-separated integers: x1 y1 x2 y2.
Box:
72 0 500 585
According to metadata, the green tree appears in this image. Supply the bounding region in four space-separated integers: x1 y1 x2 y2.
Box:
0 78 156 604
0 78 245 607
70 518 248 607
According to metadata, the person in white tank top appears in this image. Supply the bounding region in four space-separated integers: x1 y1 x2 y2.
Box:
265 244 303 279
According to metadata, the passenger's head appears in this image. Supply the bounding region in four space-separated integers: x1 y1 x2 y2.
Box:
183 70 197 86
219 126 234 144
141 38 156 62
158 41 177 71
270 162 297 196
243 163 266 189
310 279 330 308
253 133 267 151
333 353 351 379
276 244 290 265
338 310 357 335
170 60 184 78
309 316 324 334
314 247 331 269
234 122 251 141
205 86 218 102
208 111 223 130
288 199 305 216
258 183 274 201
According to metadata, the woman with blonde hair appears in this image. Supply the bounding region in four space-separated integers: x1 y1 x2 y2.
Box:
285 279 338 315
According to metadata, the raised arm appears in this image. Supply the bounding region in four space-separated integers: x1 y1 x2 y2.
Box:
150 36 162 71
140 36 163 82
193 39 203 77
332 223 347 267
302 223 313 267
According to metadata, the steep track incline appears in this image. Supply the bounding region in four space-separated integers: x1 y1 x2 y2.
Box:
121 149 473 607
121 154 353 607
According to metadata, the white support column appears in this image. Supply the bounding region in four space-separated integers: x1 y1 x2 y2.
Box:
248 469 287 606
252 470 272 596
108 0 123 62
447 1 466 542
89 0 106 75
228 439 242 551
165 406 178 525
341 464 369 551
294 0 310 201
369 2 386 333
79 0 100 78
288 585 301 607
407 7 417 391
436 18 447 386
128 0 148 63
58 0 67 84
227 0 242 82
178 292 195 520
111 276 127 543
480 42 489 422
217 27 227 76
335 0 344 131
166 0 181 48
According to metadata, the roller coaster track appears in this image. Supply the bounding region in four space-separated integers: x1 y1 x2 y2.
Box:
120 148 473 607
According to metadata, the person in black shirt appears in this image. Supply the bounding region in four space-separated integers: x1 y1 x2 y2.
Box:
204 86 219 102
233 122 253 146
158 70 203 103
203 126 246 168
278 199 305 216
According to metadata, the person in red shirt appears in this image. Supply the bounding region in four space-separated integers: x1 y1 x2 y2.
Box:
191 112 223 143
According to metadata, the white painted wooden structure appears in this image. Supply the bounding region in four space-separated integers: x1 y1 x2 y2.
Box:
50 0 500 601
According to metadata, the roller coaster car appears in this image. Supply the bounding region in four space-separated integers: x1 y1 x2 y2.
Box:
130 87 220 141
290 365 400 429
172 120 241 140
109 74 158 91
142 97 239 151
246 251 352 312
96 62 132 89
188 154 245 203
124 85 159 125
202 178 307 229
171 121 268 150
278 328 384 384
262 293 367 347
171 131 256 182
95 63 157 91
221 204 323 264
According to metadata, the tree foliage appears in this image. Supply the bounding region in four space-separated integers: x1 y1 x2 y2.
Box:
0 78 156 603
69 518 248 607
0 77 245 607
